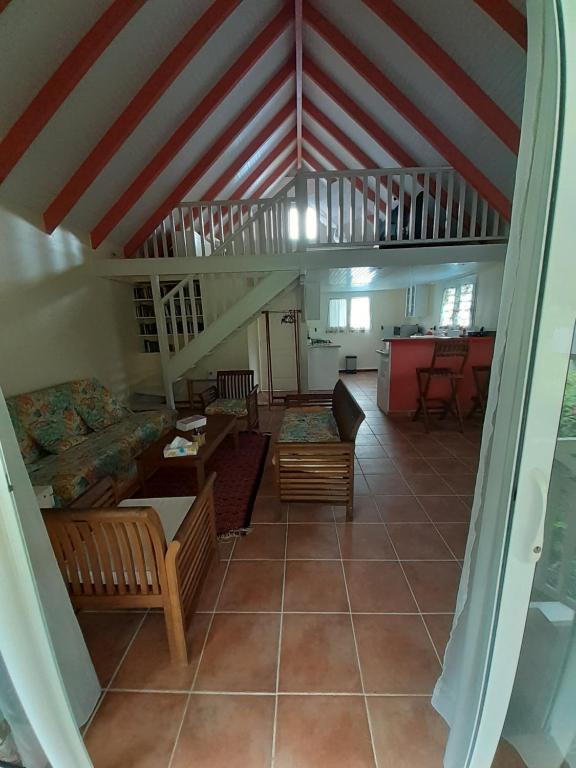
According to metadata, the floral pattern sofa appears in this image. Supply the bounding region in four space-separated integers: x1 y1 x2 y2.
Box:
7 378 175 505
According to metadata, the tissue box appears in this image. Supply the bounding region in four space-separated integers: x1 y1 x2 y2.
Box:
177 415 207 432
163 436 199 458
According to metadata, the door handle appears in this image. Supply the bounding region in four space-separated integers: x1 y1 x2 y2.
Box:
524 468 548 563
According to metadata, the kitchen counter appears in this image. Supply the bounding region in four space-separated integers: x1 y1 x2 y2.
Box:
377 336 495 414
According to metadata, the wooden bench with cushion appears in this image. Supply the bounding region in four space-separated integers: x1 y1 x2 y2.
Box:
189 369 259 431
43 474 218 665
275 381 365 520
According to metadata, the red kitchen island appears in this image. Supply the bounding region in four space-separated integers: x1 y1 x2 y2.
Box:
376 336 495 415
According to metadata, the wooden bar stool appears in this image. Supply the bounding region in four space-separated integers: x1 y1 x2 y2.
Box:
467 364 491 419
413 339 470 432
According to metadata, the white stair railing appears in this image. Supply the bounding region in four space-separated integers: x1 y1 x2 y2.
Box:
134 166 508 259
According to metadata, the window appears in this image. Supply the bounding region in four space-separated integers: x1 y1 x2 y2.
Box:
328 298 347 330
288 206 317 240
327 296 371 332
350 296 371 331
440 281 475 328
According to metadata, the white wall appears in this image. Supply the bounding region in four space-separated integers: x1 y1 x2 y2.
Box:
0 203 136 399
310 288 410 369
423 262 505 331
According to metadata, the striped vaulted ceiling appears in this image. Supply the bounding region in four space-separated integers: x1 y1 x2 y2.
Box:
0 0 526 255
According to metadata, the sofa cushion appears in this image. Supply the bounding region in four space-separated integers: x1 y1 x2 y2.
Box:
16 382 88 439
278 408 340 443
28 409 175 505
71 378 125 431
205 398 248 418
32 419 89 454
6 398 43 465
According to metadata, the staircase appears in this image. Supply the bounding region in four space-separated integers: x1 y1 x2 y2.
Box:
153 270 298 406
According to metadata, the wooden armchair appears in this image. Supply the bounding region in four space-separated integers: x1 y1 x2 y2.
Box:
190 369 259 430
275 381 365 520
43 474 218 665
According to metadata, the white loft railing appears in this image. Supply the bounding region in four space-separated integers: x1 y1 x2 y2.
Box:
133 166 508 259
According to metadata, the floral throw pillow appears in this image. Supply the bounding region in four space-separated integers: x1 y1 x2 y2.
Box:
30 413 89 454
71 378 125 431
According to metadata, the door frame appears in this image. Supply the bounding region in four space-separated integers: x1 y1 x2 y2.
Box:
467 0 575 764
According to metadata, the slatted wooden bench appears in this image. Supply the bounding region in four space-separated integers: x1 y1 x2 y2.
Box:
43 474 217 665
275 381 365 520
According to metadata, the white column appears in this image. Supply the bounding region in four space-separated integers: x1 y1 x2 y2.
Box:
151 275 175 409
295 171 307 251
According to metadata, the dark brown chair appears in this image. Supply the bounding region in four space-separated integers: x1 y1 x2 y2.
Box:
190 370 259 431
414 340 469 432
467 364 491 419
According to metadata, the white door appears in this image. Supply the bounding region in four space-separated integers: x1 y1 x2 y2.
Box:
435 1 576 765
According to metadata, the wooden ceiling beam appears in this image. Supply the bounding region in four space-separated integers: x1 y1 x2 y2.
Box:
304 4 512 220
43 0 241 234
123 62 293 256
474 0 527 49
362 0 519 153
0 0 144 183
295 0 303 168
91 3 292 249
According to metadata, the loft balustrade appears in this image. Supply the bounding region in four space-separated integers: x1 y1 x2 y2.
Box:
132 166 508 260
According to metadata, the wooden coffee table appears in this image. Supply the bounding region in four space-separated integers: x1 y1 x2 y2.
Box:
137 414 238 493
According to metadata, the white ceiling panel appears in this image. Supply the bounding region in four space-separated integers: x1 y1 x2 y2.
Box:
308 0 517 199
0 0 107 134
393 0 526 125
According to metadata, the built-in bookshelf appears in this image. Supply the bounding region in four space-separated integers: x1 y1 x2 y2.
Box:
133 280 204 353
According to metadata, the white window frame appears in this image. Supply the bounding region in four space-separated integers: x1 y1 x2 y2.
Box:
327 296 371 333
439 276 477 329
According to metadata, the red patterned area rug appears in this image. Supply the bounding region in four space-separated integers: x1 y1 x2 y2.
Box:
135 431 270 537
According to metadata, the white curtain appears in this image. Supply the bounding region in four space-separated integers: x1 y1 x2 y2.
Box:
0 389 99 767
432 1 562 764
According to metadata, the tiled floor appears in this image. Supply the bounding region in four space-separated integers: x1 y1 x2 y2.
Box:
81 372 485 767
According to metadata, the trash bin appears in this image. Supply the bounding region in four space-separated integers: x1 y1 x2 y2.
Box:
345 355 357 374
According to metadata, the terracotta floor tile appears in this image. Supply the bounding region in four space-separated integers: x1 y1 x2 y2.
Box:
435 523 470 559
337 523 396 559
257 468 278 496
286 523 340 559
417 495 470 523
426 457 468 474
386 523 454 560
354 615 440 694
289 502 335 522
358 457 400 475
382 443 422 458
279 614 361 692
171 695 274 768
460 494 474 510
444 473 477 495
355 444 389 458
405 474 454 495
423 614 454 659
393 456 435 475
217 561 284 612
354 434 382 446
196 558 228 611
274 695 375 768
492 740 529 767
374 495 428 522
78 611 143 687
334 495 381 522
366 473 412 495
194 614 280 692
85 691 187 768
113 613 210 691
251 496 288 523
284 560 348 611
233 524 286 559
403 562 461 612
368 696 448 768
353 474 371 495
345 561 417 612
